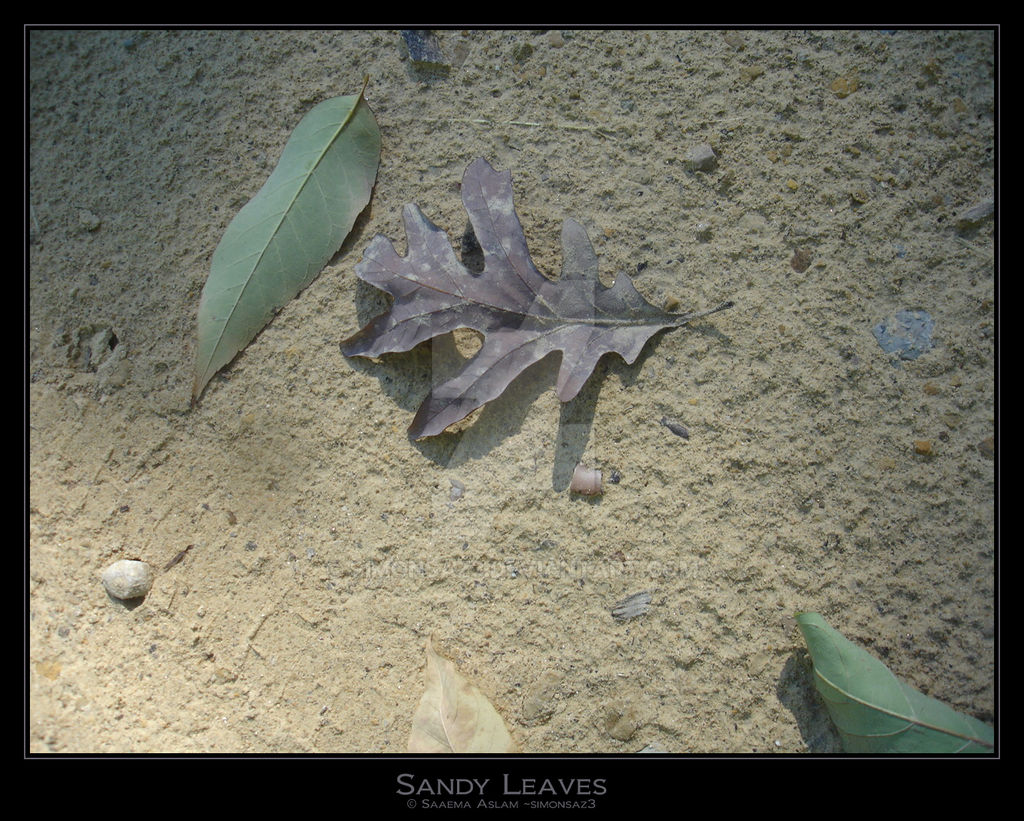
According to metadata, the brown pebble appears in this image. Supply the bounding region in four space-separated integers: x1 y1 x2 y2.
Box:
790 248 813 273
213 667 237 684
977 436 995 459
914 440 934 456
723 31 744 50
603 703 639 742
740 65 764 83
923 382 940 395
830 75 859 98
36 659 62 680
522 670 562 726
850 188 870 204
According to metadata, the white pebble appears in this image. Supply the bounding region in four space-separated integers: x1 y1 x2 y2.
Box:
449 478 465 501
101 559 154 600
78 209 102 232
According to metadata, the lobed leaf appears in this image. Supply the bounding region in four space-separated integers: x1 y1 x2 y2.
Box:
342 158 731 438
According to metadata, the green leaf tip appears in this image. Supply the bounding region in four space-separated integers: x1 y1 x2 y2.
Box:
796 612 994 753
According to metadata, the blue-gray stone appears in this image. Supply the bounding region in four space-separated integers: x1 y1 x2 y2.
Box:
873 309 934 360
401 30 449 70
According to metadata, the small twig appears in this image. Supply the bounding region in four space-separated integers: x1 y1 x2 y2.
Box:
240 588 294 666
448 117 618 140
953 235 991 260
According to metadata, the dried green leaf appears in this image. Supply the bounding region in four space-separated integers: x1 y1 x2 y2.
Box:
193 83 381 402
797 612 994 753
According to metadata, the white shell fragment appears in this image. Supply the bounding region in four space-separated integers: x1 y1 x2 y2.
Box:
612 591 653 620
638 742 669 753
569 463 603 495
101 559 154 600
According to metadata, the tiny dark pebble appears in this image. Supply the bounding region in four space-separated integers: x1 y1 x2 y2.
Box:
660 416 690 438
977 436 994 459
245 540 258 552
609 469 621 484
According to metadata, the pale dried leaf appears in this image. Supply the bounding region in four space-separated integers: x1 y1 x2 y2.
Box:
408 637 517 753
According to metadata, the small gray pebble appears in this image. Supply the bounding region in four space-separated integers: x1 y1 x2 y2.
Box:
956 199 994 230
101 559 154 600
685 143 717 172
660 416 690 439
87 327 117 371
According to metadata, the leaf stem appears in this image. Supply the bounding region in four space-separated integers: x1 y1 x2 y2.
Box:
672 300 735 325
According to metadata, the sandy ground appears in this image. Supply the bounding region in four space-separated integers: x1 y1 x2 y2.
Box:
28 29 995 754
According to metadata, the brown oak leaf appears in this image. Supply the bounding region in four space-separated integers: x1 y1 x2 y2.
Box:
342 158 731 439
